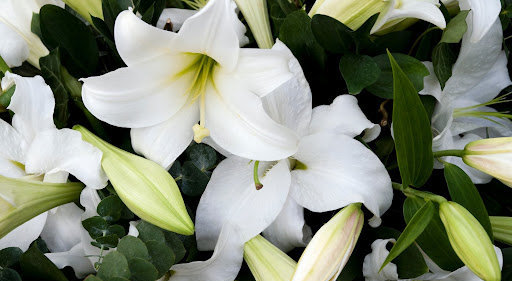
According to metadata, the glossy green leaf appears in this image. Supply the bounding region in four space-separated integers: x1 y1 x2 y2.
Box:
20 245 69 281
180 161 210 197
82 216 109 239
164 232 187 262
39 49 69 129
97 252 130 280
367 53 430 99
389 51 433 188
432 43 457 89
444 162 493 239
404 197 464 271
39 5 99 76
381 201 435 270
339 54 381 94
311 14 353 54
136 221 166 244
117 236 150 261
84 275 103 281
0 247 23 268
441 10 470 43
186 143 217 171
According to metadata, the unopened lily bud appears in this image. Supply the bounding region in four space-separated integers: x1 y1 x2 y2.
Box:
234 0 274 49
243 235 297 281
74 125 194 235
0 175 83 239
62 0 103 23
490 216 512 245
291 203 364 281
439 201 500 281
463 137 512 187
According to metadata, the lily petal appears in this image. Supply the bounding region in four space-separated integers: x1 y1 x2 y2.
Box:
3 73 56 143
0 118 27 166
0 157 26 178
82 56 195 128
115 11 178 66
459 0 501 43
45 243 95 278
0 22 29 67
263 197 312 252
173 0 242 70
419 62 443 101
24 129 108 189
309 95 381 142
206 73 299 161
0 212 48 252
157 8 198 32
445 134 492 184
372 0 446 34
290 133 392 218
232 48 293 97
131 103 199 169
262 40 312 137
41 203 83 253
362 239 400 281
170 227 244 281
443 18 503 101
195 157 291 251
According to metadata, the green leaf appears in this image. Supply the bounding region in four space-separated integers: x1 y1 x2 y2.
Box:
117 236 150 261
440 10 470 43
31 13 42 39
393 241 429 279
164 232 187 262
186 143 217 171
443 162 493 239
84 275 103 281
82 216 109 239
97 195 123 223
389 51 433 188
128 258 158 281
39 5 99 76
404 197 464 271
339 54 381 94
107 225 126 238
432 43 456 89
146 241 175 278
311 14 353 54
97 252 130 280
381 201 435 270
0 269 22 281
180 161 210 197
367 53 430 99
92 235 120 249
136 221 166 244
20 245 69 281
0 85 15 108
39 49 69 129
0 247 23 268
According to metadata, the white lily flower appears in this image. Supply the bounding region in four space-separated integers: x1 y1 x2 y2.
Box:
82 0 298 169
442 0 501 42
309 0 446 34
0 73 107 266
169 41 392 281
0 0 64 68
420 16 512 184
0 22 29 68
362 239 504 281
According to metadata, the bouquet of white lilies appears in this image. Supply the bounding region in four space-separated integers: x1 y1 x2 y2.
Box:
1 0 512 280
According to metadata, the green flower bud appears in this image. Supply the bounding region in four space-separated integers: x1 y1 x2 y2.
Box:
490 216 512 246
463 137 512 188
74 125 194 235
439 201 501 281
234 0 274 49
291 203 364 281
0 175 83 239
243 235 297 281
62 0 103 23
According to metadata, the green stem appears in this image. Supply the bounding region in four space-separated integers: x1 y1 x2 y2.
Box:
403 187 447 203
0 55 11 77
433 149 465 158
253 161 263 190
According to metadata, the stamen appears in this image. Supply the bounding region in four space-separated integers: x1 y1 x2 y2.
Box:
193 124 210 143
163 19 173 31
253 161 263 190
